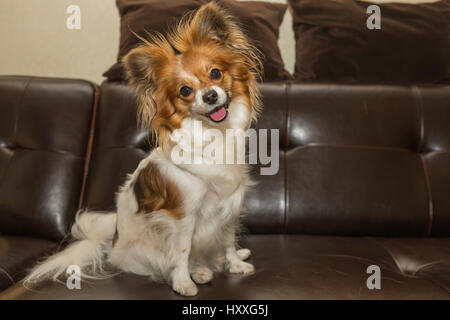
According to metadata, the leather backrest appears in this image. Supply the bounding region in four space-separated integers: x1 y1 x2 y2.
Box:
284 84 450 236
83 81 450 236
82 82 153 211
0 76 97 241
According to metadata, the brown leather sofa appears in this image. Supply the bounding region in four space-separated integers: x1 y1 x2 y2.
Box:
1 75 449 299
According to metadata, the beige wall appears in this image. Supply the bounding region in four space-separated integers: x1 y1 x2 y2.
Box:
0 0 120 84
0 0 434 84
0 0 295 84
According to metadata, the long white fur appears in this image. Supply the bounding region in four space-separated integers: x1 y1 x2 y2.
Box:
24 212 117 284
23 95 255 296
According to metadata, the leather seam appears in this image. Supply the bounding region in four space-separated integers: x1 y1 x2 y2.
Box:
411 86 433 236
0 146 84 158
13 77 32 145
419 154 434 236
421 150 450 156
89 145 151 151
283 83 290 234
78 85 100 211
412 86 425 153
286 143 413 153
85 145 450 155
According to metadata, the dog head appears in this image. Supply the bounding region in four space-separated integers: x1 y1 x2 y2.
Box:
123 1 262 148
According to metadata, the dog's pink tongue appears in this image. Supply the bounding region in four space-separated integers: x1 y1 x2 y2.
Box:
209 106 227 122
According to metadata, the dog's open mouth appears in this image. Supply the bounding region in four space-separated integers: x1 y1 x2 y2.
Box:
206 103 228 123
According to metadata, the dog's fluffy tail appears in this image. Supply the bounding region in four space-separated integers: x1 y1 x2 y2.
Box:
24 211 117 285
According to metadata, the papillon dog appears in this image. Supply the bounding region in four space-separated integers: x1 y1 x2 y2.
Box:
25 1 262 296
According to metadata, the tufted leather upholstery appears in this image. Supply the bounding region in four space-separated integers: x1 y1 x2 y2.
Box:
0 76 98 241
284 85 450 236
0 76 97 291
1 76 450 299
82 82 450 237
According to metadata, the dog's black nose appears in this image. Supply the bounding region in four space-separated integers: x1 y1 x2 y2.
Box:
202 90 218 105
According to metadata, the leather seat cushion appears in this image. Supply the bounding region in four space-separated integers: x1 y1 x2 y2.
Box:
2 235 449 299
0 236 57 291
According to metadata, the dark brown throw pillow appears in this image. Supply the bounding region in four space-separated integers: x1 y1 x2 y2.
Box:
290 0 450 84
104 0 292 82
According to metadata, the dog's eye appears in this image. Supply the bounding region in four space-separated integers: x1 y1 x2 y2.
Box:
210 68 221 80
180 86 193 97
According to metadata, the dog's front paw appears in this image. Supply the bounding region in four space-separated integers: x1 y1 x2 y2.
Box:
229 261 255 275
191 266 213 284
237 248 251 261
172 279 198 296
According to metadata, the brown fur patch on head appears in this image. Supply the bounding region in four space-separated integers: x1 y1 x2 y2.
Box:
134 162 184 219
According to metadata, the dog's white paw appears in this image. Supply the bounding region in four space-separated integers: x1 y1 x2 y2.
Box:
172 279 198 296
237 248 251 261
191 266 213 284
229 261 255 275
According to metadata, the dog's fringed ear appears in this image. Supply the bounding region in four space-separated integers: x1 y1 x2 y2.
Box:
189 2 240 46
192 2 232 43
186 2 263 78
123 47 154 86
123 33 173 87
123 46 157 131
122 35 174 130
